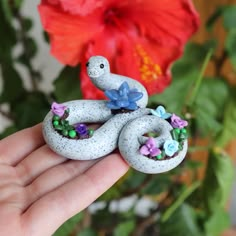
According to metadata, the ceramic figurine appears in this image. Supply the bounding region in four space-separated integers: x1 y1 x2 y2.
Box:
42 56 188 174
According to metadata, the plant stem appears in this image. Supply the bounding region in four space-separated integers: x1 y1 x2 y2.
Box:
187 50 213 108
188 145 212 152
213 50 228 77
161 181 201 222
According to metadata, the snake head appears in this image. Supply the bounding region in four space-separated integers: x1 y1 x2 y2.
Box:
86 56 110 79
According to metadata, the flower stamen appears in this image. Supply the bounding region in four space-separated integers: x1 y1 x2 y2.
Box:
135 44 162 83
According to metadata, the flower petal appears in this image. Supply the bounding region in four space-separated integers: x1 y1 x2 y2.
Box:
128 91 143 102
164 140 179 156
140 145 150 155
150 148 161 157
38 3 103 66
146 137 156 147
106 101 120 110
119 82 130 96
116 99 130 108
162 112 172 119
105 89 120 100
39 0 199 99
127 0 199 47
156 106 165 116
115 39 180 95
126 102 138 110
59 0 102 16
150 110 158 116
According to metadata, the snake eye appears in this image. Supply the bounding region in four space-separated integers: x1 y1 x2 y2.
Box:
86 62 89 67
100 64 104 69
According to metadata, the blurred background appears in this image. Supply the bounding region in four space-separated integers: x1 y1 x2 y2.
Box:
0 0 236 235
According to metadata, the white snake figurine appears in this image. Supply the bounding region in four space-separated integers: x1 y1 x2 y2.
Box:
43 56 188 174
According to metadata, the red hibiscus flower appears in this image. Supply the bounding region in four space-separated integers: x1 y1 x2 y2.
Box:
38 0 200 99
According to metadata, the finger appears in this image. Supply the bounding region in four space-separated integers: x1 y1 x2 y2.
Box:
23 159 98 211
0 164 22 187
16 145 67 186
22 154 129 236
0 124 44 166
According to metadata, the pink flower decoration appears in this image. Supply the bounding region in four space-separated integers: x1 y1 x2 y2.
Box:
51 102 67 117
140 137 161 157
171 114 188 129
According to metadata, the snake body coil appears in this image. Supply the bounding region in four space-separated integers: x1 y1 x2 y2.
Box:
43 56 188 174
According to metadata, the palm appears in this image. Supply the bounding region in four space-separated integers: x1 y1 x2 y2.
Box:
0 124 128 236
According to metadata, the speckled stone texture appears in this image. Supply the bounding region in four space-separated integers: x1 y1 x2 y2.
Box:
43 55 188 173
119 115 188 174
43 100 150 160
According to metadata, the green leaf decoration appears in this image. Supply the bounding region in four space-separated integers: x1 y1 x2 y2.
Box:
0 3 16 62
216 92 236 147
184 159 203 170
222 5 236 30
194 78 230 136
114 220 135 236
202 150 234 214
60 120 66 125
206 5 236 31
53 115 60 121
225 29 236 69
160 204 202 236
204 208 231 236
77 228 97 236
141 174 171 195
149 42 216 114
67 125 75 131
149 68 196 114
17 37 38 64
121 169 147 190
62 130 69 136
171 129 188 142
54 66 82 102
13 0 24 9
0 64 25 103
22 18 33 32
55 125 63 131
99 170 147 201
171 129 180 141
161 181 201 222
53 212 84 236
179 133 188 141
10 92 50 129
0 0 13 23
76 228 98 236
206 6 225 31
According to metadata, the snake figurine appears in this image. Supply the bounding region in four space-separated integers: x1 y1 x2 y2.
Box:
43 56 188 174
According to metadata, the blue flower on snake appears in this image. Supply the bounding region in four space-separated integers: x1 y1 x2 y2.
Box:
163 140 179 156
105 82 143 110
151 106 172 119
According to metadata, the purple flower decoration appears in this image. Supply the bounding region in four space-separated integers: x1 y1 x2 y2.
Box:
51 102 67 117
163 140 179 156
75 123 88 136
140 137 161 157
170 114 188 129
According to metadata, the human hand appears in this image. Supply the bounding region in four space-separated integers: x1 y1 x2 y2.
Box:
0 124 129 236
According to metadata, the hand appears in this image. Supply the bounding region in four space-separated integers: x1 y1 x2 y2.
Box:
0 124 129 236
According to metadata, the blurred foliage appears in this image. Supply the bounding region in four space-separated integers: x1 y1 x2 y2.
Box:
0 2 236 236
